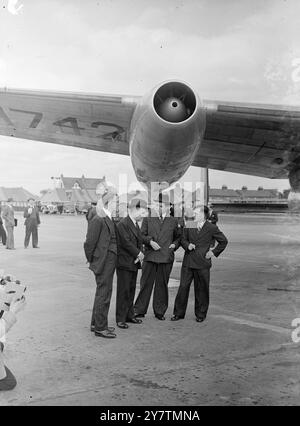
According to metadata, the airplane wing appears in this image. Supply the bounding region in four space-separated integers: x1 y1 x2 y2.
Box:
193 100 300 179
1 88 299 180
0 88 139 156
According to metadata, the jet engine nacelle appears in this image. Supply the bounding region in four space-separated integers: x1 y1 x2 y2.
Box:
129 81 206 188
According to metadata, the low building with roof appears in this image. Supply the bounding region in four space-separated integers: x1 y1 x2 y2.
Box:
0 187 37 210
209 185 287 212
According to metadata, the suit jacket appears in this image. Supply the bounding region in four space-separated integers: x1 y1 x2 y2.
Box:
84 210 116 275
1 205 15 227
141 214 181 264
116 216 147 271
24 206 40 227
181 220 228 269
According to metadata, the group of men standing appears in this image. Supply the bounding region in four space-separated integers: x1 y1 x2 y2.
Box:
84 188 228 339
0 198 40 250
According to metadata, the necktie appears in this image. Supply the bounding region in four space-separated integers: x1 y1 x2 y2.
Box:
135 221 140 232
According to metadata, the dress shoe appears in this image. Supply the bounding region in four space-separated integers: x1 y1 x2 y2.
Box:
127 318 142 324
91 325 115 333
155 315 165 321
33 246 40 249
117 322 129 329
134 313 145 318
95 329 116 338
171 315 183 321
196 317 205 323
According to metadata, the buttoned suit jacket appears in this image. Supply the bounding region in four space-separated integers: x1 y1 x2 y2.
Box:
141 214 181 264
181 220 228 269
84 209 116 275
116 216 147 271
1 206 14 227
23 206 41 227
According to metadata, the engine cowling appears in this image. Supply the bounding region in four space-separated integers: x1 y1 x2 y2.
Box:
129 81 206 188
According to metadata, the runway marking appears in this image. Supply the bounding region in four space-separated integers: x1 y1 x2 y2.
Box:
212 314 290 335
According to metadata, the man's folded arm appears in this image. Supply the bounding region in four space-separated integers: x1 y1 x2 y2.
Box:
212 227 228 257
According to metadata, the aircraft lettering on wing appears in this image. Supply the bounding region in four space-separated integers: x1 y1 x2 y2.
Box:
0 106 126 141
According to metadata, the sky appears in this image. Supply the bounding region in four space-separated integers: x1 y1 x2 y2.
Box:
0 0 300 195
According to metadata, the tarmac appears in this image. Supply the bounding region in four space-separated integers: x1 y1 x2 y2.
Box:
0 212 299 406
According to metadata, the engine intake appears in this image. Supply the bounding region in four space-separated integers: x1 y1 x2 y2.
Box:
153 82 197 123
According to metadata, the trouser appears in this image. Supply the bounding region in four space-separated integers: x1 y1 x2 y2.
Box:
134 261 173 317
24 223 38 248
91 251 117 331
5 225 14 249
173 266 210 319
0 225 6 245
116 269 138 323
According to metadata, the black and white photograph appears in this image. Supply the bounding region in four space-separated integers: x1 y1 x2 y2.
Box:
0 0 300 409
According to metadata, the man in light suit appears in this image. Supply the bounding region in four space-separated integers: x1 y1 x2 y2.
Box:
24 198 41 248
84 187 118 339
115 198 147 329
1 199 15 250
171 205 228 322
134 193 181 320
0 207 6 246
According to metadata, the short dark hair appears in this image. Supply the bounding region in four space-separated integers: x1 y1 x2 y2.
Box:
27 198 35 202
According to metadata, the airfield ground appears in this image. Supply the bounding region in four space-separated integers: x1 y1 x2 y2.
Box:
0 212 299 406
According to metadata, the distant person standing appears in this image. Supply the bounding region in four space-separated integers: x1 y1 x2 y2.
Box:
24 198 41 249
208 203 219 248
1 199 15 250
57 203 64 215
0 207 7 246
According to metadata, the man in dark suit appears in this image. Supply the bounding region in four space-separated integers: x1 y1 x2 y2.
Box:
134 193 181 320
171 205 228 322
115 198 148 329
24 198 41 248
84 187 118 338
